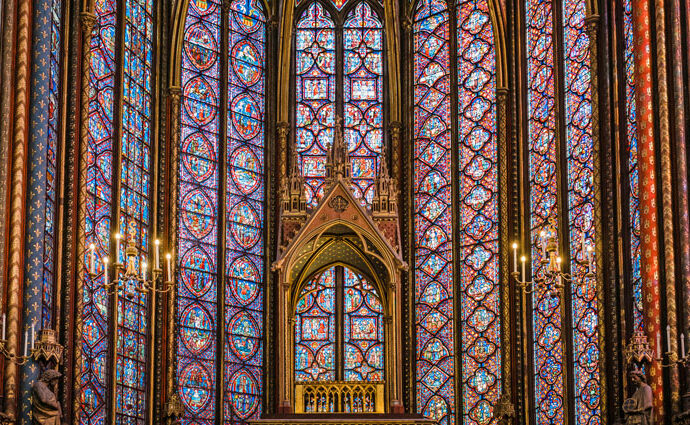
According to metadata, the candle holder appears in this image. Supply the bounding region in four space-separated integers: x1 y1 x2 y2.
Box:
0 331 39 365
511 220 594 299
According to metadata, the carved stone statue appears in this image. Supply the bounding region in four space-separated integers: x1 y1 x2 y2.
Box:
31 369 62 425
624 370 653 425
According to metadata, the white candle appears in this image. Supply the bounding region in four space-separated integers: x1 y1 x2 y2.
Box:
681 333 686 358
142 261 147 282
154 239 160 270
512 243 518 274
521 256 526 282
24 330 28 357
1 314 5 341
89 243 96 274
166 253 172 282
540 231 547 258
588 245 594 270
31 322 35 349
657 332 662 357
667 325 672 353
115 232 122 263
103 257 110 285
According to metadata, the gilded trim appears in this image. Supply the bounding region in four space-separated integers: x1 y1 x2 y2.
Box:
652 0 681 411
72 10 97 422
586 15 606 425
2 0 31 416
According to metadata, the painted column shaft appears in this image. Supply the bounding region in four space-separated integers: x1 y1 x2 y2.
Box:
630 0 664 420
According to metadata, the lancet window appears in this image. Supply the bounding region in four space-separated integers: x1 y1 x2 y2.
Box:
413 0 501 423
177 0 267 423
524 0 600 422
294 0 384 207
80 0 156 423
295 266 385 384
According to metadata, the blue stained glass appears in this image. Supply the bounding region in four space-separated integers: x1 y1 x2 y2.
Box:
343 268 384 381
456 0 500 423
413 0 455 423
344 3 383 205
43 0 63 329
179 0 266 423
563 0 600 421
81 0 117 423
179 0 222 423
114 0 155 422
623 0 643 333
295 3 336 207
295 268 337 382
525 0 565 421
294 267 384 384
224 0 266 421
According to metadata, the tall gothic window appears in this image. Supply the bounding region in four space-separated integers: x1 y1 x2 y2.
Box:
42 0 64 329
413 0 500 423
177 0 266 423
294 266 385 384
621 0 643 333
80 0 155 423
294 0 384 207
525 0 600 422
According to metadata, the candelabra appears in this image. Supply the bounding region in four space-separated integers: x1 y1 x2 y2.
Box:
0 319 39 365
88 231 174 425
653 326 690 368
511 219 594 298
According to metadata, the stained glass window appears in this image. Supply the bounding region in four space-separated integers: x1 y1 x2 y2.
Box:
344 3 383 204
525 0 565 421
413 0 502 422
456 0 500 423
295 3 336 207
563 0 600 421
81 0 117 422
114 0 155 422
80 0 156 422
524 0 602 421
295 268 336 382
412 0 455 423
178 0 266 422
294 266 384 383
42 0 63 329
622 0 643 332
295 1 384 207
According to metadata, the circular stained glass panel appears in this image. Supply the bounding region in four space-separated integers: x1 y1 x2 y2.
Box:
228 201 261 248
180 246 215 297
180 362 213 413
184 23 218 71
230 93 262 140
231 40 262 86
229 311 260 360
228 256 260 305
182 189 215 240
183 76 218 126
182 132 216 183
180 304 213 355
227 369 259 418
229 146 261 194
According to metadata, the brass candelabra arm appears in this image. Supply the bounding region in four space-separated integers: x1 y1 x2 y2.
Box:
0 339 36 365
512 272 536 294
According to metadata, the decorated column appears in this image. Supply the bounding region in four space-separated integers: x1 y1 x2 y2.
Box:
630 0 665 420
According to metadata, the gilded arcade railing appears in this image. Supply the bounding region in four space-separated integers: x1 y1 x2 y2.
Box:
294 381 385 414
